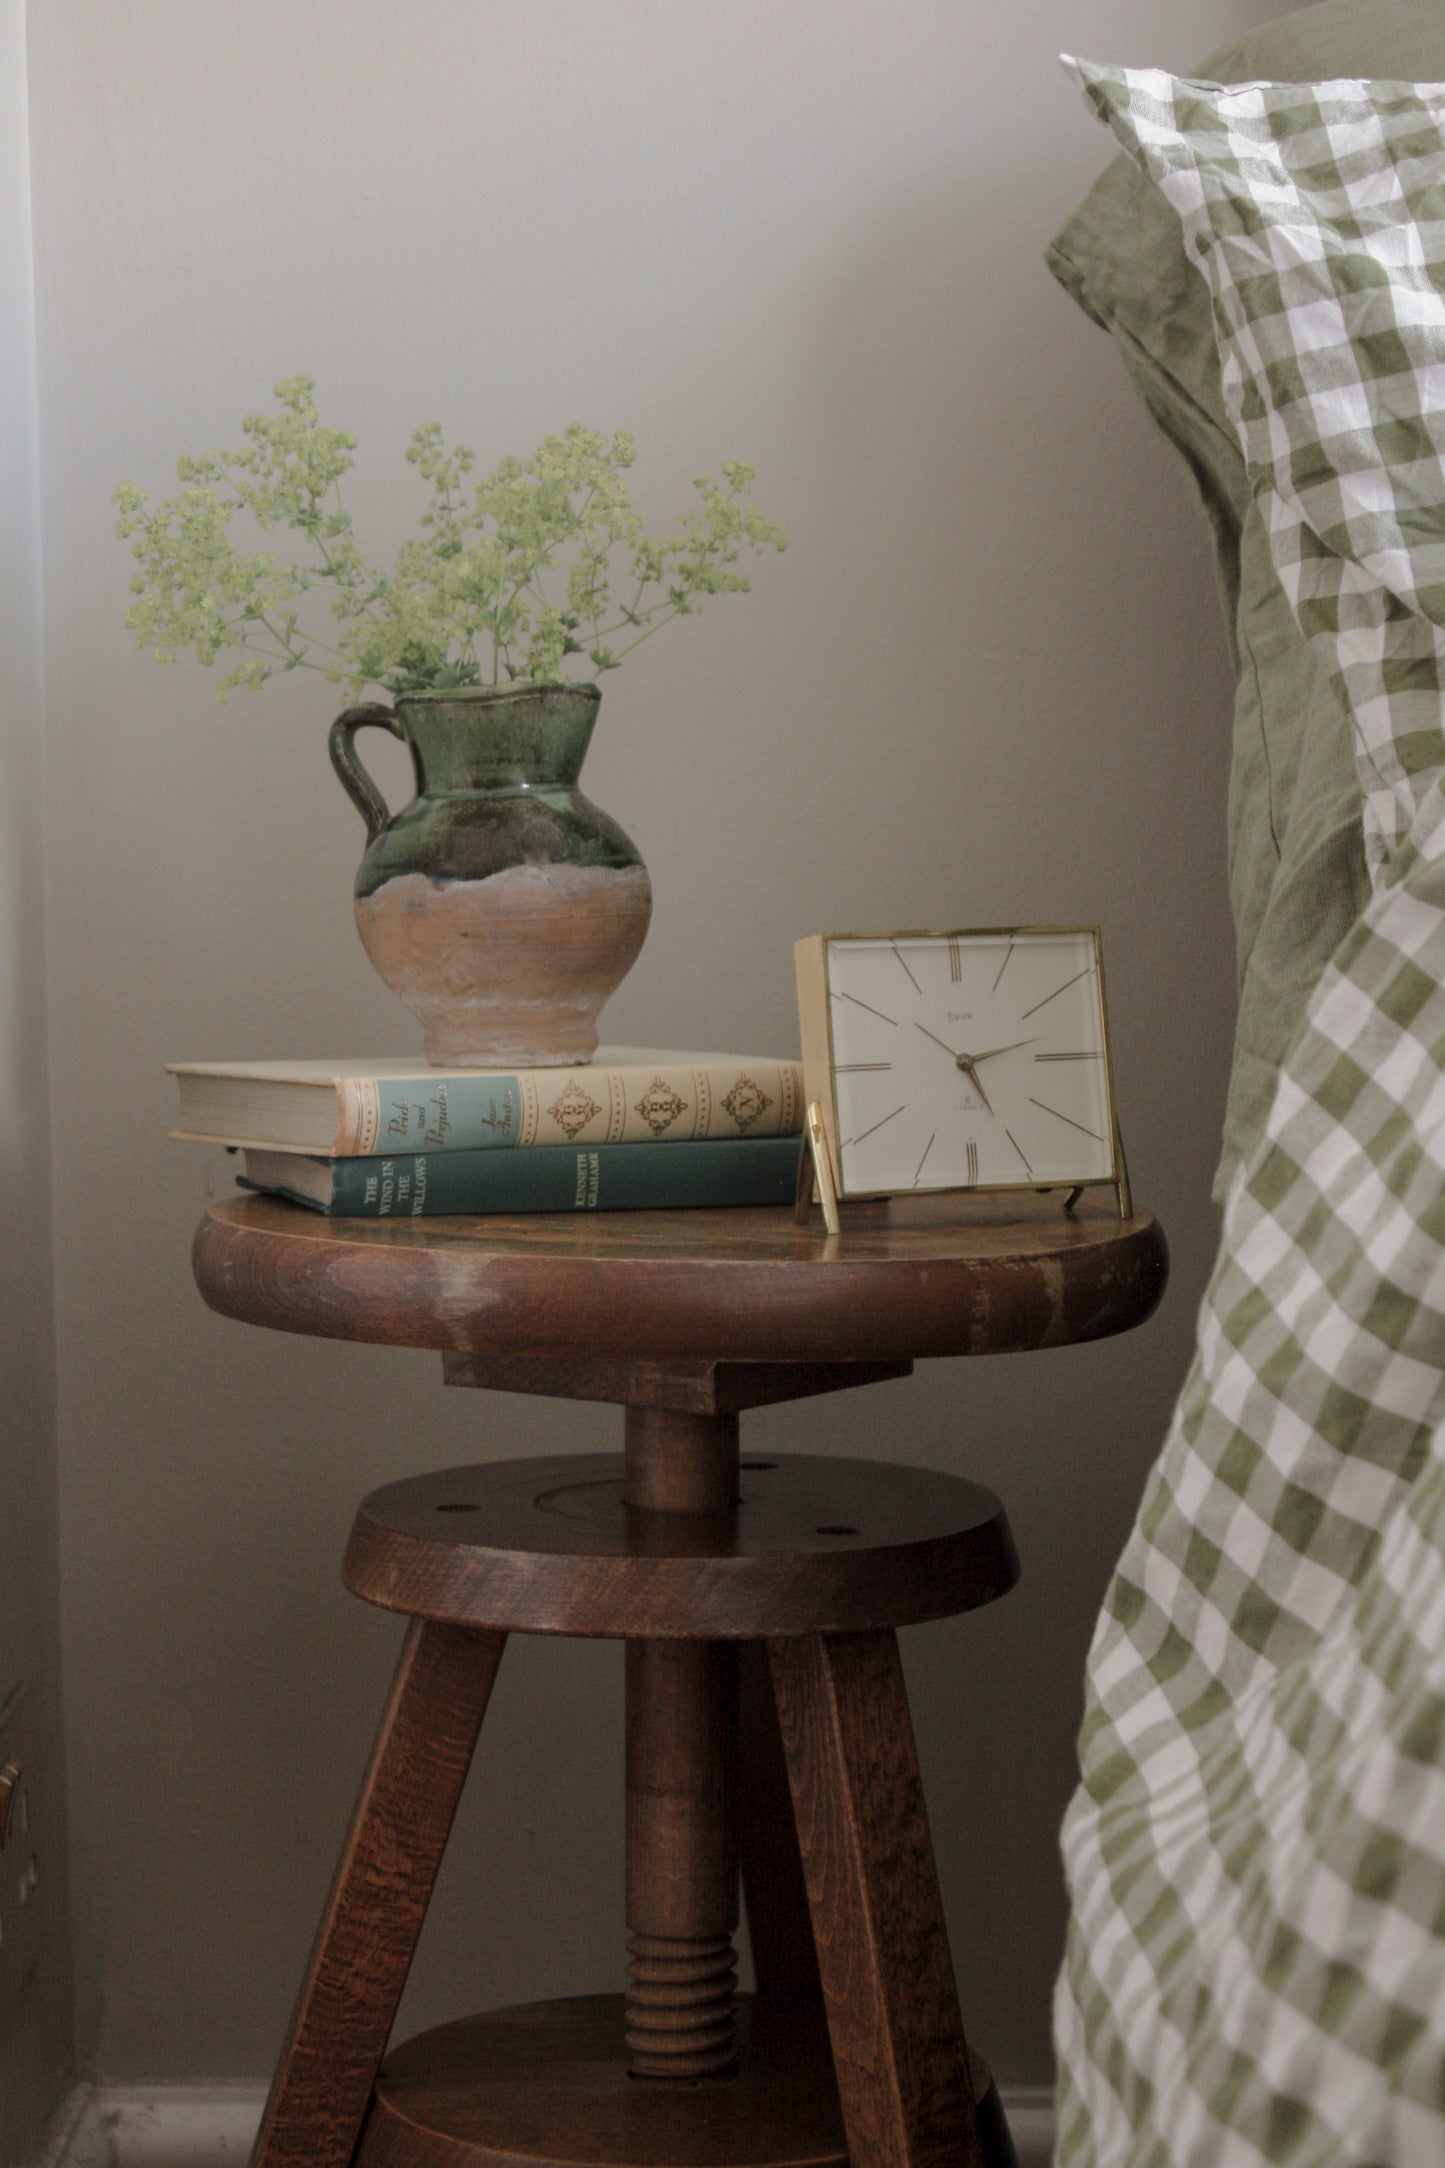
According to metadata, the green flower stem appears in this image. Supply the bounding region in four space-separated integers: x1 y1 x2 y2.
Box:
255 605 346 662
601 507 737 657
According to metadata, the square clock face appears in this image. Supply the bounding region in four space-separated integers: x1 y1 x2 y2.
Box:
819 928 1116 1198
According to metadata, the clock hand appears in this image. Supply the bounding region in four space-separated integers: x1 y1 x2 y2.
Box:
969 1036 1040 1066
914 1022 963 1061
957 1057 994 1117
913 1022 997 1114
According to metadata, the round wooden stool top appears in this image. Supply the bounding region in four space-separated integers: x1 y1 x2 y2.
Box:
192 1190 1167 1364
343 1452 1019 1638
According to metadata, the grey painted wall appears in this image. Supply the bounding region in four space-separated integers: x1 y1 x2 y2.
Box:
23 0 1298 2095
0 2 70 2157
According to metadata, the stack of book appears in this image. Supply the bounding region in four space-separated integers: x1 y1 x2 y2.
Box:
168 1048 806 1217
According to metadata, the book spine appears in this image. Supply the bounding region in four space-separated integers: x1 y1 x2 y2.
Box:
334 1073 522 1155
332 1062 803 1155
253 1135 804 1216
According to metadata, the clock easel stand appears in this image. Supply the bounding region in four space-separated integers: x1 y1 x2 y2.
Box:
796 1099 1133 1235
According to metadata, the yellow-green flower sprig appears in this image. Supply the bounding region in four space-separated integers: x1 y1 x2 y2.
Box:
115 379 787 701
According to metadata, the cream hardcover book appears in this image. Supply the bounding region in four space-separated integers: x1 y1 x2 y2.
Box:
168 1049 804 1157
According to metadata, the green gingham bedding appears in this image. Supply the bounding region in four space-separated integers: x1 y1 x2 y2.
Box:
1053 63 1445 2166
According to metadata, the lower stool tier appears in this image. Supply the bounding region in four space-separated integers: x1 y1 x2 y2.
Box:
356 1995 1014 2168
357 1995 841 2168
342 1452 1019 1637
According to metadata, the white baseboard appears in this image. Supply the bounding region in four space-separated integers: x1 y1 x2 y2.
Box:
35 2086 265 2167
32 2087 95 2168
39 2080 1055 2166
1002 2085 1056 2166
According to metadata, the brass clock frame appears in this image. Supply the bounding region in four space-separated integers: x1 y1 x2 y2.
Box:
794 925 1132 1227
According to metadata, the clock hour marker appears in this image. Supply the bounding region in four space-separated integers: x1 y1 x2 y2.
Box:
992 938 1016 993
1005 1127 1033 1176
948 938 962 982
965 1139 979 1185
912 1133 936 1187
1029 1095 1108 1146
1019 965 1095 1021
833 989 898 1026
835 1061 893 1073
890 942 923 995
1034 1050 1101 1061
843 1104 906 1148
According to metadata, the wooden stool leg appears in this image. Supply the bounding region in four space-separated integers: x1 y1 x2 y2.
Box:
250 1619 506 2168
767 1629 982 2168
737 1640 822 2006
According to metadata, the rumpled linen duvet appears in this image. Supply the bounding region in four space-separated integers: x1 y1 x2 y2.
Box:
1054 63 1445 2167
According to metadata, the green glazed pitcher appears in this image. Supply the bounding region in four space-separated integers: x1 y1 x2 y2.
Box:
329 683 652 1068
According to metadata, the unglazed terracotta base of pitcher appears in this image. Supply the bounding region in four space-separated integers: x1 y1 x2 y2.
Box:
330 683 652 1069
354 859 652 1068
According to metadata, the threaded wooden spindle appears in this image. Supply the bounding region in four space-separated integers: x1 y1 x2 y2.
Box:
624 1933 739 2077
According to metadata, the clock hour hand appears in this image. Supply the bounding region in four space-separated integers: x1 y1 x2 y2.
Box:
957 1057 993 1117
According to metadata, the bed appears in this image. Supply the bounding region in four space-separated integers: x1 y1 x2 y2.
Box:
1046 4 1445 2161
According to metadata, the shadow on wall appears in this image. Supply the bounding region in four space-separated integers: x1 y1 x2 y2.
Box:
774 153 1236 1255
784 161 1233 914
0 642 74 2153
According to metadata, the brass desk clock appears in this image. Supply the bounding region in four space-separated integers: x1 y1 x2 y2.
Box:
795 927 1130 1231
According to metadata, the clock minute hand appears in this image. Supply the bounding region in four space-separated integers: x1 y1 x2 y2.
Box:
969 1036 1039 1066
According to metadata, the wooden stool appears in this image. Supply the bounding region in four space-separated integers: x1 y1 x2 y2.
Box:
193 1192 1167 2168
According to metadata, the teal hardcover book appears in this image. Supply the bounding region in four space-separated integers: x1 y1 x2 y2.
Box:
237 1133 803 1216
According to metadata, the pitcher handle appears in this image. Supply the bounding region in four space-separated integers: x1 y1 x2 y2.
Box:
329 702 404 844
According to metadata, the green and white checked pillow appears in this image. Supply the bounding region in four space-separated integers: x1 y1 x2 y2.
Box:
1071 61 1445 887
1053 62 1445 2168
